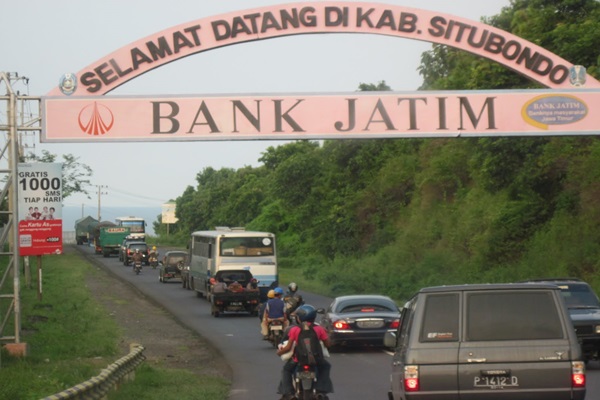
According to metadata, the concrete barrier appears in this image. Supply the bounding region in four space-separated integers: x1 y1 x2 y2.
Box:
40 343 145 400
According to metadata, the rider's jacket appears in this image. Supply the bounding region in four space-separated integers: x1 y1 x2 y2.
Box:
266 297 285 319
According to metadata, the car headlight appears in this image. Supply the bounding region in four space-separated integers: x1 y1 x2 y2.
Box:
595 325 600 334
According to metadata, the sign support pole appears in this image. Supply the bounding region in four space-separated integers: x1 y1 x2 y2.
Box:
37 256 42 302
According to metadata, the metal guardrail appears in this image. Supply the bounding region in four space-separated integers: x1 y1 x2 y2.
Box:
40 343 146 400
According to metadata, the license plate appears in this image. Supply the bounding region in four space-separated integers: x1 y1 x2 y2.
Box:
231 302 242 306
474 376 519 388
297 371 316 380
357 319 384 329
270 325 283 330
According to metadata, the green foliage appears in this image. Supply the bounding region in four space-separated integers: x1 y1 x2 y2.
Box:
0 251 228 400
110 364 229 400
0 252 120 399
159 1 600 301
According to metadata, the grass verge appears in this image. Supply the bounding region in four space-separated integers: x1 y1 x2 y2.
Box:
0 250 229 400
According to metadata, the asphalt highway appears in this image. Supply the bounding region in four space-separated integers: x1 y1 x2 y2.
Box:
77 245 600 400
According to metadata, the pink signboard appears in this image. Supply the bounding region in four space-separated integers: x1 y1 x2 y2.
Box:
46 2 599 97
18 163 63 256
41 89 600 142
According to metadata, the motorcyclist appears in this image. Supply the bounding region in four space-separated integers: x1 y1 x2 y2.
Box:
131 249 143 267
258 289 275 322
261 287 288 340
276 304 333 400
148 246 159 267
283 282 304 318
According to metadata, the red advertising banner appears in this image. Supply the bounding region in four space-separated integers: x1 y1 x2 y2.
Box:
18 163 63 256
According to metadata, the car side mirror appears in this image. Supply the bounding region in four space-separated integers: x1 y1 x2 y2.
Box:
384 331 397 349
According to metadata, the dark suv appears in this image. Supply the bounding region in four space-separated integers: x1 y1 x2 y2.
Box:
119 235 145 262
123 241 149 266
384 283 586 400
524 278 600 362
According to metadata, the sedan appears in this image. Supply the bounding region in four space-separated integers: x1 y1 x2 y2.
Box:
319 294 400 350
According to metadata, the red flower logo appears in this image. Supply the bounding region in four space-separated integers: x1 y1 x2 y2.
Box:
78 102 114 135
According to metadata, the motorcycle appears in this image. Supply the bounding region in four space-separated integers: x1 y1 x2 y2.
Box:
293 363 326 400
133 260 142 275
149 254 158 269
267 319 285 348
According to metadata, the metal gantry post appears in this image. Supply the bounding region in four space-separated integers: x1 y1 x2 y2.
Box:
0 72 41 355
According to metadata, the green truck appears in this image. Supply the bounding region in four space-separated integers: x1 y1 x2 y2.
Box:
74 215 98 245
95 226 131 257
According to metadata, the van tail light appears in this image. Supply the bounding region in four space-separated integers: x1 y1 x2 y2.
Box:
404 365 420 392
572 361 585 388
389 319 400 329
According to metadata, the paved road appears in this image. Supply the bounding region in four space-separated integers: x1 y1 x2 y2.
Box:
77 245 600 399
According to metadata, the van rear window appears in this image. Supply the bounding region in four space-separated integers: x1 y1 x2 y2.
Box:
420 293 459 342
466 291 563 341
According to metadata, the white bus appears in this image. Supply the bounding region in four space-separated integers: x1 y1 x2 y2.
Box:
187 227 277 301
115 216 146 239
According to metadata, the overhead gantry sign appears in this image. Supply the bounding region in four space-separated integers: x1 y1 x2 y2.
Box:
42 2 600 142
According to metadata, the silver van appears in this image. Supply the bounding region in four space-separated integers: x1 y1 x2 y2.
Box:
384 283 586 400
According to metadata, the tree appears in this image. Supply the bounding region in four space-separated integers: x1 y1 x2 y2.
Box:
25 150 93 198
357 80 391 91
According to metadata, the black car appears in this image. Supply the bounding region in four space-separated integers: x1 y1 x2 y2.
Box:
119 235 145 262
123 241 149 266
319 294 400 350
524 278 600 362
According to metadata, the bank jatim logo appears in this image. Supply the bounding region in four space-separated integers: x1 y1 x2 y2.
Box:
78 102 114 135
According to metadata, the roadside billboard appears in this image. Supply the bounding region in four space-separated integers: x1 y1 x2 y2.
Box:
17 163 63 256
42 89 598 142
162 202 178 224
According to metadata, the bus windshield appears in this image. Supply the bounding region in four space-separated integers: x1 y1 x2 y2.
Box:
219 236 274 257
120 221 145 233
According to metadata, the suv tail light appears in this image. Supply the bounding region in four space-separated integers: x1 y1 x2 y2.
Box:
404 365 420 392
389 319 400 329
572 361 585 388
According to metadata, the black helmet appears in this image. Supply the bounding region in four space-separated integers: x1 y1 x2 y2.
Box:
288 282 298 293
295 304 317 323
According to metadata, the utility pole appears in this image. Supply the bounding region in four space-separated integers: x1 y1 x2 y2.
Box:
96 185 108 221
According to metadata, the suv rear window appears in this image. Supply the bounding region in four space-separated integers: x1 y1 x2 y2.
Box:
466 291 563 341
420 293 459 342
129 243 147 251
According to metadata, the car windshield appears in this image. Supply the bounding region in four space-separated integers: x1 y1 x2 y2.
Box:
558 284 600 309
336 298 397 313
129 244 147 251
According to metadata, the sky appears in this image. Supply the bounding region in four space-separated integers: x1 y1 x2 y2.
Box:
2 0 511 212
